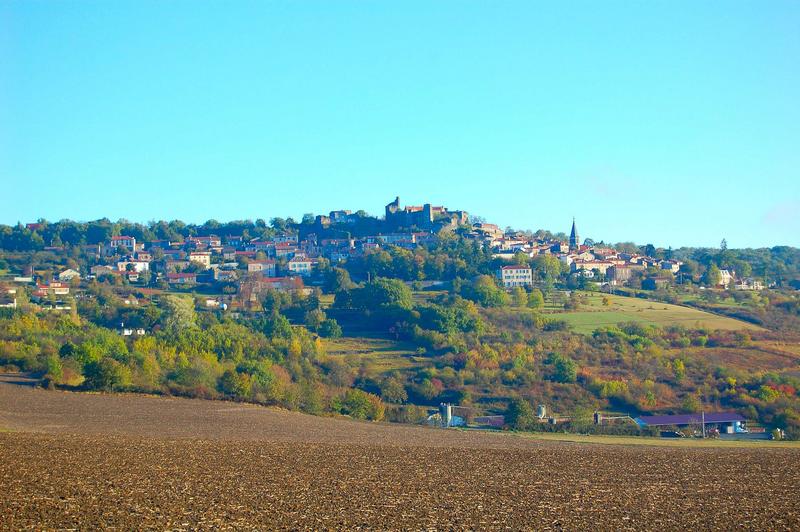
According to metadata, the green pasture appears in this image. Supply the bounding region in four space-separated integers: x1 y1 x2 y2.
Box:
550 291 762 334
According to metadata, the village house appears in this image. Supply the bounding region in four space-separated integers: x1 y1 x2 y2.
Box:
90 265 117 277
591 248 618 260
214 269 239 282
274 242 298 258
188 235 222 248
234 250 257 260
33 281 70 297
472 222 504 239
375 233 416 246
188 251 212 268
103 235 143 256
273 234 299 244
161 249 186 261
222 247 239 261
719 269 735 288
167 272 197 285
642 276 672 290
58 269 81 282
0 287 17 309
734 278 764 290
247 260 277 276
116 260 150 273
164 260 191 273
498 265 533 288
660 260 683 274
287 256 317 277
248 240 274 253
225 235 244 247
607 264 645 285
571 260 614 276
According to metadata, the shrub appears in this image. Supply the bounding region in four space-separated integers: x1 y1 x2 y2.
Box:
83 358 131 391
318 319 343 338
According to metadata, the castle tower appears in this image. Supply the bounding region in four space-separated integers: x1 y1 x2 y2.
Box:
385 196 400 220
569 217 580 250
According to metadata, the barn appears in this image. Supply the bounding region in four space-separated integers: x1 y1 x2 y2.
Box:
634 412 748 435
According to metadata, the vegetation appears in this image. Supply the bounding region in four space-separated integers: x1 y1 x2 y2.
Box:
2 218 800 438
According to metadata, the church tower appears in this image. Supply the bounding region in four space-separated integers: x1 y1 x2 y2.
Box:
569 217 579 251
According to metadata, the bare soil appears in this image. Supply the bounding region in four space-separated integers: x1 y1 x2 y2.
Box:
1 375 799 530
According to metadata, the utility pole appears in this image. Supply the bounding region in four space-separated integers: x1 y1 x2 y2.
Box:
701 411 706 438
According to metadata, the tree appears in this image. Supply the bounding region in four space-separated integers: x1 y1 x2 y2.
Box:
380 377 408 404
464 275 508 307
83 358 131 391
511 286 527 307
703 264 722 287
505 397 535 430
548 353 577 383
318 319 342 338
347 278 413 311
219 369 252 398
304 309 326 331
336 389 385 421
324 267 354 293
532 255 562 278
527 289 545 309
161 295 197 330
681 394 701 413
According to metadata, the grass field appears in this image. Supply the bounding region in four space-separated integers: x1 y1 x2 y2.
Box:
549 291 762 334
324 336 426 373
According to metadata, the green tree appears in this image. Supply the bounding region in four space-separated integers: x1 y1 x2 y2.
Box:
83 358 131 391
304 309 326 331
347 277 413 311
161 295 197 330
703 264 722 287
681 394 702 413
219 369 252 398
318 318 342 338
324 267 355 293
336 389 385 421
511 286 527 307
505 397 535 430
465 275 508 307
380 377 408 404
548 353 577 383
527 289 545 309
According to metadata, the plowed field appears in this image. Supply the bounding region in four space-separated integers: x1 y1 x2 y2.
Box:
1 375 798 530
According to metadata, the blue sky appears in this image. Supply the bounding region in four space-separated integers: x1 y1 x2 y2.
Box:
1 1 799 248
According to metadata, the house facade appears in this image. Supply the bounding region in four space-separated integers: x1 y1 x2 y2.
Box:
498 265 533 288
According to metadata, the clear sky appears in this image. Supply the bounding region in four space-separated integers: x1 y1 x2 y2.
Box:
2 1 799 248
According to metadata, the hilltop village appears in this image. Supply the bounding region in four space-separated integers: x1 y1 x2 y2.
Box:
1 197 798 441
1 197 764 312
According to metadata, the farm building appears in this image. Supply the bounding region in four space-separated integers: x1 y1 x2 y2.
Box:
634 412 748 435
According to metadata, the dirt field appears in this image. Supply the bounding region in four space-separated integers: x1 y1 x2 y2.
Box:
1 376 799 530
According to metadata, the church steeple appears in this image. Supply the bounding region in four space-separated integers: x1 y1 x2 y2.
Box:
569 217 579 251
